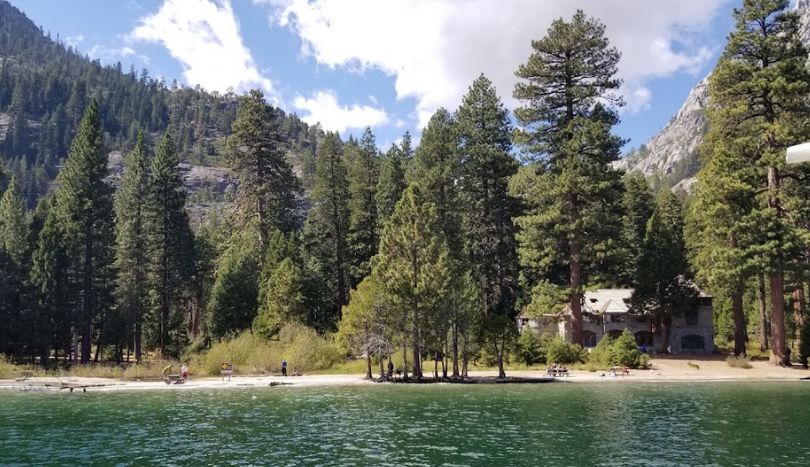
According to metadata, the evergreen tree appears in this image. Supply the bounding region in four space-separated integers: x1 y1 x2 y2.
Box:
408 109 461 249
113 132 150 361
345 128 379 286
304 132 350 324
701 0 810 364
30 198 73 363
145 133 193 358
512 11 626 346
375 142 408 230
338 275 393 379
0 176 28 264
620 173 655 285
227 89 300 244
632 191 697 353
374 184 452 379
51 99 114 363
455 74 521 377
253 258 306 339
207 229 261 340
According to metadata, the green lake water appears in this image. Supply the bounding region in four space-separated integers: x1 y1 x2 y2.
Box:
1 382 808 466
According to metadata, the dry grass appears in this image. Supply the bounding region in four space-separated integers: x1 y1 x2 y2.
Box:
726 355 753 369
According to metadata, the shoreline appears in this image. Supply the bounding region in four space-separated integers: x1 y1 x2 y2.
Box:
2 363 808 392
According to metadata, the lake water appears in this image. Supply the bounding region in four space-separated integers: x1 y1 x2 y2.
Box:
1 382 808 466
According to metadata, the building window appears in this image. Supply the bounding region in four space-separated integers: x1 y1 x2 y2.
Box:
686 311 698 325
681 335 705 350
608 330 623 339
610 314 625 323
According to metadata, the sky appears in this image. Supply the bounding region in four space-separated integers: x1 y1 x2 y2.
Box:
11 0 740 152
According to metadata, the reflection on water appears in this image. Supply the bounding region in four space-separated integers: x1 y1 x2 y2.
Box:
1 382 808 466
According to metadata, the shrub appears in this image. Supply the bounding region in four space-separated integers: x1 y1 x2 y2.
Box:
726 355 753 369
512 330 546 366
587 335 616 368
192 323 342 376
0 354 14 379
546 336 584 364
611 329 642 368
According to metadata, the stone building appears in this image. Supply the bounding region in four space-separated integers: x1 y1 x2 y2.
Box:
516 288 715 354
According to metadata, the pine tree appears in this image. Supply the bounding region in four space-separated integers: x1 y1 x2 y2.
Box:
207 229 261 340
702 0 810 364
512 11 625 346
145 133 193 358
30 198 73 363
338 275 393 379
455 74 521 377
227 89 300 245
253 258 306 339
345 128 379 286
0 176 28 264
374 184 452 379
113 132 150 362
632 191 697 353
408 109 461 250
375 141 408 230
51 99 114 363
304 132 350 324
620 173 655 285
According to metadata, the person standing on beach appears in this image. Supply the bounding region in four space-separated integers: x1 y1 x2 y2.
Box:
281 359 287 376
180 363 189 381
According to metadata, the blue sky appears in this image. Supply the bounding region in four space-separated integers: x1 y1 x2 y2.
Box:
12 0 739 153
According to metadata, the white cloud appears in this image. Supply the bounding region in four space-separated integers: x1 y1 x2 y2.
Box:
293 90 388 132
130 0 276 98
64 34 84 48
87 43 151 65
270 0 729 125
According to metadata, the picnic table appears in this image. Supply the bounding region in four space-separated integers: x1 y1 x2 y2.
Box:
546 367 569 377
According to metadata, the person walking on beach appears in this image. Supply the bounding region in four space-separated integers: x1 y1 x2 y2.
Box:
281 359 288 377
180 363 189 381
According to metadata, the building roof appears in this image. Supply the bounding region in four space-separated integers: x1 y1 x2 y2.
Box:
517 288 712 320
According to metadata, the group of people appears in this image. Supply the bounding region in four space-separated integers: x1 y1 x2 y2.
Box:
546 363 569 377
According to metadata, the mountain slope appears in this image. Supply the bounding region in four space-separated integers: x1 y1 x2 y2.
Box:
0 0 321 209
616 0 810 192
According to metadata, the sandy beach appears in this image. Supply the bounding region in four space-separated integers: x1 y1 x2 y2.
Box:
2 357 807 392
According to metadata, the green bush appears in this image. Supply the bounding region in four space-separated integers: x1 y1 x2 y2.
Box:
0 354 14 379
512 330 547 366
726 355 752 369
192 323 342 376
584 330 646 369
611 329 642 368
587 335 616 368
546 336 584 364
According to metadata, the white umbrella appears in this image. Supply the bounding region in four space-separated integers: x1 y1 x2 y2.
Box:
786 143 810 164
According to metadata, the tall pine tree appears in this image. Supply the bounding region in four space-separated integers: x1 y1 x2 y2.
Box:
113 132 150 361
455 74 520 377
512 11 625 346
145 133 193 358
345 127 379 286
51 99 114 363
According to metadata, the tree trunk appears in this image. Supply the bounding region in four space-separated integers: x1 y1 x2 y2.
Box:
759 275 769 352
365 353 372 380
496 335 506 379
569 240 583 346
659 321 671 354
81 237 93 364
766 166 787 366
401 341 409 380
731 291 746 356
451 323 459 378
378 355 385 380
793 288 805 356
769 272 787 365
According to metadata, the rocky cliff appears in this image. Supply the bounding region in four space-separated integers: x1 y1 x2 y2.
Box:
616 1 810 193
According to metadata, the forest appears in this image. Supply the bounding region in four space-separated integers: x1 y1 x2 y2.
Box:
0 0 809 377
